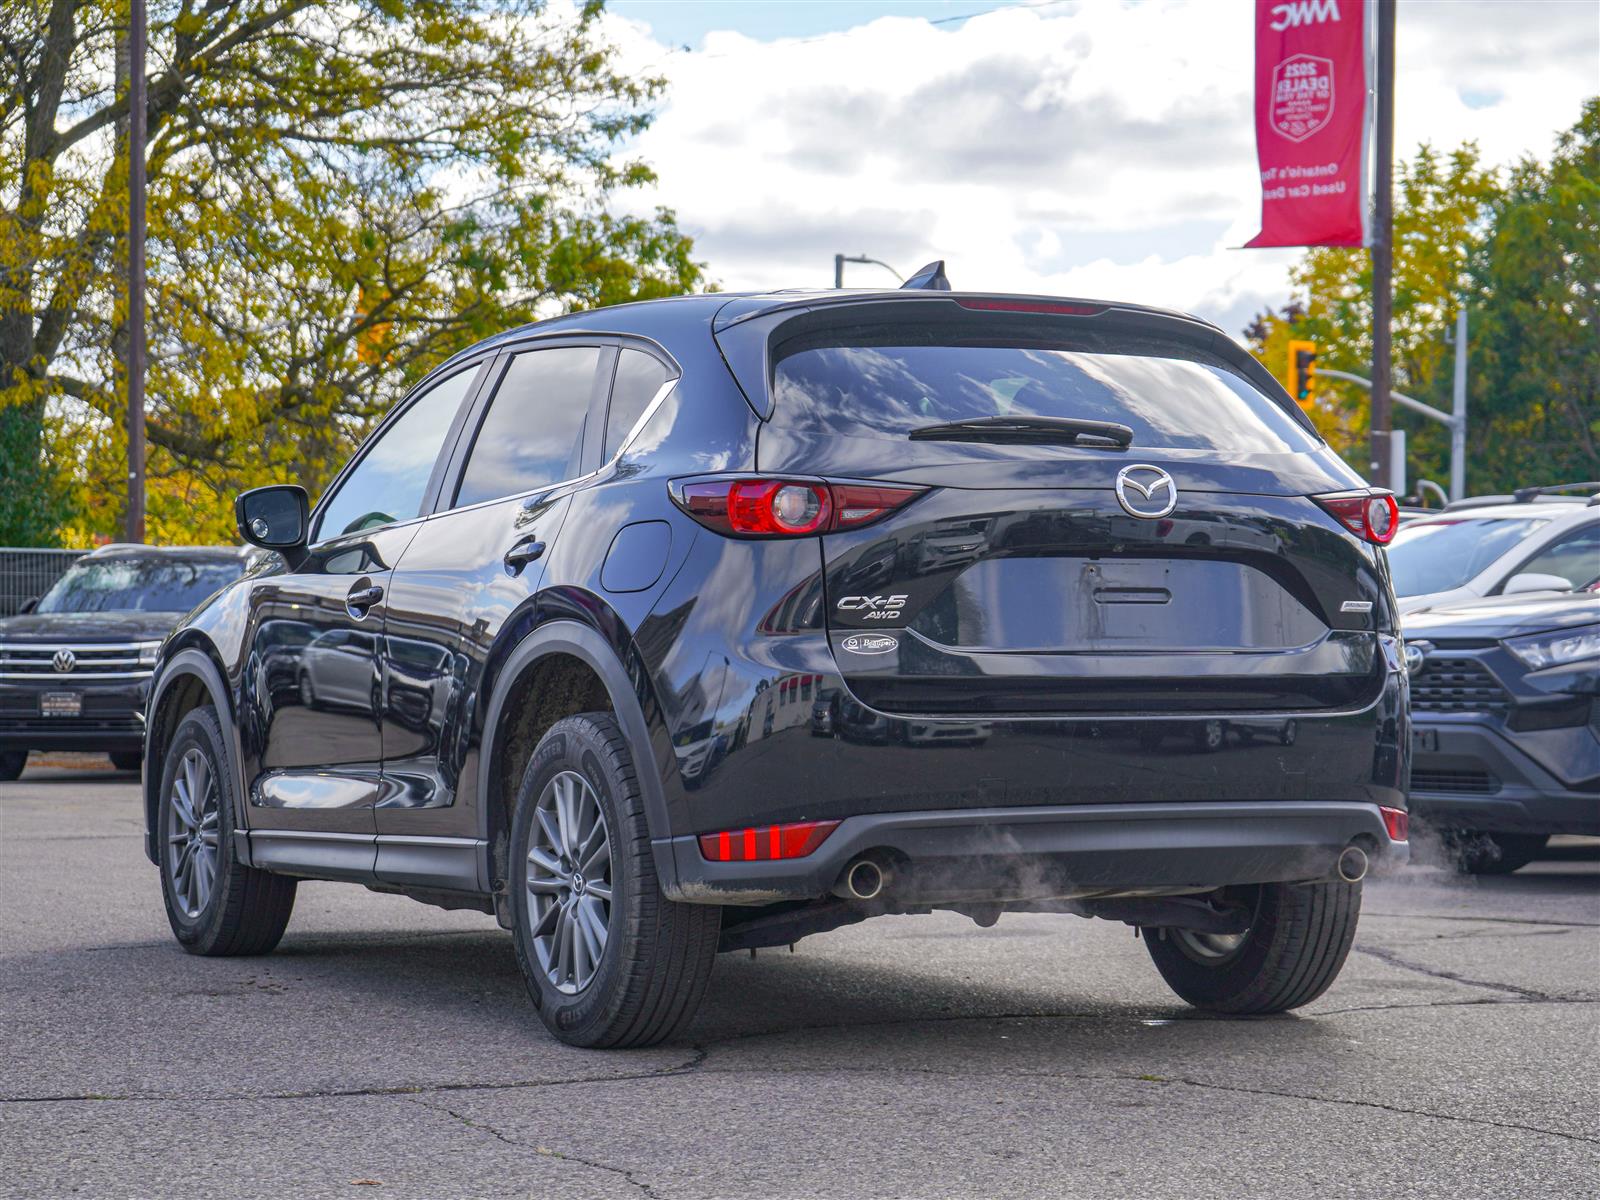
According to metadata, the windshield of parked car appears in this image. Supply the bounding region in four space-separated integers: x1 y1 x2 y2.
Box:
1386 516 1550 597
37 558 244 614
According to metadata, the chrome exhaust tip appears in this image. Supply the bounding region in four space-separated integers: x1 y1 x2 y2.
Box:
1337 845 1369 884
833 857 887 901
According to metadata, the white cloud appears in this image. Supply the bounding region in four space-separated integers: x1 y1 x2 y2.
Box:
602 0 1598 341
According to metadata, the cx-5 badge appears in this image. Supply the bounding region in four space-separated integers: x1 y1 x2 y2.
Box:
1114 464 1178 518
836 594 907 621
841 633 898 655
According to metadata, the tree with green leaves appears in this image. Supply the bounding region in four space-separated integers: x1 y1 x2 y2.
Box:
1466 99 1599 488
1243 142 1501 483
1245 105 1598 496
1 0 704 545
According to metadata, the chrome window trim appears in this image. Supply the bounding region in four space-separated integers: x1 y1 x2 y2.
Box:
423 376 680 522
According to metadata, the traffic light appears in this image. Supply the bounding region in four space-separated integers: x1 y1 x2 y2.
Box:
1287 340 1317 409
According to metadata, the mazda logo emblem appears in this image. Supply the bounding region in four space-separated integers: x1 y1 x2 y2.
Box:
1114 465 1178 519
52 649 76 673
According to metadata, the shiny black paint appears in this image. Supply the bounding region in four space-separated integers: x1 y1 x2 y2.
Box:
146 289 1408 904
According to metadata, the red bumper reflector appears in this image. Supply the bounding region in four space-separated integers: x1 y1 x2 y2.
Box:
1380 806 1409 842
698 819 841 862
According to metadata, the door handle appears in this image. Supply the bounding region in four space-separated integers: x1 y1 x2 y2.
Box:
345 583 384 617
503 538 546 572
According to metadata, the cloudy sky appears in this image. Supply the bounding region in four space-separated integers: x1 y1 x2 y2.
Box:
598 0 1598 341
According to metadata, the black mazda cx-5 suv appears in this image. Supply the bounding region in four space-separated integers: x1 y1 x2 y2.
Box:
143 274 1410 1046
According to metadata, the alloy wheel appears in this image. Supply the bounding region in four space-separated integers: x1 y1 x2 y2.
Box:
525 770 614 994
166 748 220 919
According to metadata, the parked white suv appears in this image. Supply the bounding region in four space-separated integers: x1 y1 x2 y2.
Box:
1389 497 1600 615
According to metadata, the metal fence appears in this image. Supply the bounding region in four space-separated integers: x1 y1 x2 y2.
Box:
0 548 87 617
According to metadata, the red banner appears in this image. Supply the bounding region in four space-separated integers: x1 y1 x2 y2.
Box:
1245 0 1369 248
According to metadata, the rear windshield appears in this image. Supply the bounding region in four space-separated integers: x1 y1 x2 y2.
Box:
37 558 244 614
771 340 1318 453
1387 516 1551 597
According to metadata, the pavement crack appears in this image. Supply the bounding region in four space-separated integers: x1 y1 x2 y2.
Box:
411 1096 662 1197
1354 943 1559 1000
1141 1074 1599 1146
0 1047 706 1106
1364 911 1600 928
1312 995 1595 1017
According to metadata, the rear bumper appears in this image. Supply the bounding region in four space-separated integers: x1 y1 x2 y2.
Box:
1410 716 1600 837
659 800 1406 905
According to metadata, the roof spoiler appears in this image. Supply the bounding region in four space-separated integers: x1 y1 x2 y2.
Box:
901 260 951 291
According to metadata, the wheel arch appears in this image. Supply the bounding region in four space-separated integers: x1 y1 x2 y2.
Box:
477 617 678 900
144 643 249 867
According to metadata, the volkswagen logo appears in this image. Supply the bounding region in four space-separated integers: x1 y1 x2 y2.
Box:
1114 464 1178 519
52 648 76 673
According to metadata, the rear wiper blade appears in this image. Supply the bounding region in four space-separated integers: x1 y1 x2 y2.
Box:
907 416 1134 448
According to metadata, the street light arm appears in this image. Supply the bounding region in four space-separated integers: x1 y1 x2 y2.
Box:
835 254 904 284
1316 368 1461 428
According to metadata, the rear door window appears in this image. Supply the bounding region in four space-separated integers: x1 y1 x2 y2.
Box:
771 341 1318 454
453 347 601 507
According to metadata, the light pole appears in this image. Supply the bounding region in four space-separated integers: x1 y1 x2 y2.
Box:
1368 0 1396 489
126 0 147 543
833 254 903 288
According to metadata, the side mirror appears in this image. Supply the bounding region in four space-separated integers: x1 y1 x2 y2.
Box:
18 596 37 614
1503 572 1573 596
236 485 309 555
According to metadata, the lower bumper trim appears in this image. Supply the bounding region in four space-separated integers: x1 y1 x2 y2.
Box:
661 800 1405 905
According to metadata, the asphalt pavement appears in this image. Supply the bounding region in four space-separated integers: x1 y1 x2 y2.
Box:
3 760 1597 1199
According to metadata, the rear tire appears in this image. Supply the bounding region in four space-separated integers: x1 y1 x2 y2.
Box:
157 707 296 955
109 750 142 772
0 750 26 781
1451 831 1547 875
1145 880 1361 1013
509 712 720 1048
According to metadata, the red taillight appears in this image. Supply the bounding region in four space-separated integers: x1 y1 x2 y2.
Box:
673 478 925 537
698 819 840 862
1313 491 1399 546
1380 806 1408 842
955 297 1106 316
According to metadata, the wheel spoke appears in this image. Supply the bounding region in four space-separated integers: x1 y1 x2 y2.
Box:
528 846 563 879
585 880 612 903
536 807 563 858
170 780 196 833
530 899 560 935
556 778 580 858
525 874 563 894
579 835 609 878
549 909 571 985
577 895 608 956
571 909 591 983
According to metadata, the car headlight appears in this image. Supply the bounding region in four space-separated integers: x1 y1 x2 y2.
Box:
1504 624 1600 669
137 641 162 666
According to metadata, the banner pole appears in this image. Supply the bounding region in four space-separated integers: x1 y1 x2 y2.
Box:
1369 0 1396 489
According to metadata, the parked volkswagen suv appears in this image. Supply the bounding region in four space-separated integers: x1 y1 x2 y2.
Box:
142 277 1410 1046
0 544 251 779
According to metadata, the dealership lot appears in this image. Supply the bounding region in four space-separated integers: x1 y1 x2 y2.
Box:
3 763 1596 1199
